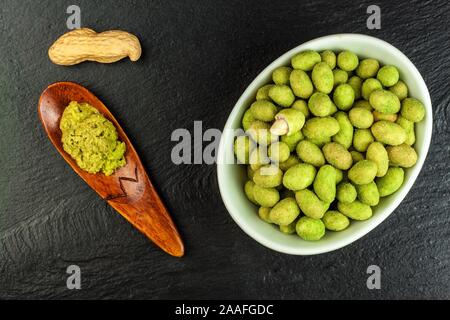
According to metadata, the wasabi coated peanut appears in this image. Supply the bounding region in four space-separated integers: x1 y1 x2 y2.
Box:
401 98 425 122
242 109 255 132
280 220 297 234
250 100 278 122
356 58 380 79
269 85 295 107
322 211 350 231
371 121 406 146
291 50 321 71
247 166 255 180
361 78 382 100
347 76 362 100
290 70 314 99
348 160 378 185
283 163 317 191
386 144 418 168
256 84 274 101
272 66 292 85
302 117 340 141
312 62 334 94
322 142 353 170
333 69 348 87
350 151 364 163
349 107 374 129
248 121 276 145
336 182 357 203
377 65 399 87
308 136 331 148
296 217 325 241
269 197 300 226
389 80 408 100
373 110 397 122
279 154 300 171
321 50 336 69
353 129 374 152
244 181 258 204
268 141 290 163
376 167 404 197
253 184 280 207
396 116 415 145
292 99 310 118
258 207 272 223
296 140 325 167
281 130 304 152
308 92 336 117
249 147 269 170
313 164 337 203
253 165 283 188
272 108 305 136
295 189 329 219
333 84 355 111
337 51 359 71
335 168 344 184
332 112 353 149
369 89 401 114
337 201 373 221
234 135 254 164
356 181 380 206
353 99 372 111
366 142 389 177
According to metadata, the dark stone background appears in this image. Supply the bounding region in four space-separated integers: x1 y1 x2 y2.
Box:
0 0 449 299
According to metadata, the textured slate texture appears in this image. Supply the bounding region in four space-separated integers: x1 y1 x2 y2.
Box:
0 0 449 299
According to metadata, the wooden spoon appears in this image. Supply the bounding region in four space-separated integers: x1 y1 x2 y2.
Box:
38 82 184 257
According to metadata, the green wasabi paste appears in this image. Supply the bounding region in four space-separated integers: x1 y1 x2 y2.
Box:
60 101 126 176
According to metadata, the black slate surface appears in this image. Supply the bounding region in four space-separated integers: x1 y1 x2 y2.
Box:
0 0 449 299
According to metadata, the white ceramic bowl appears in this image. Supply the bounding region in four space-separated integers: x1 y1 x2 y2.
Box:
217 34 432 255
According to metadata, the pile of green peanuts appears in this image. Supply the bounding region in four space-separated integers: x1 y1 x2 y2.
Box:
234 49 425 241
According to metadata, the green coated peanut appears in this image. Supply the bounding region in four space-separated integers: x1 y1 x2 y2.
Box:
296 217 326 241
321 50 336 69
272 66 292 85
269 85 295 107
337 51 359 71
258 207 272 223
291 100 310 118
332 111 353 149
283 163 317 191
337 200 372 220
242 109 255 132
322 142 353 170
322 210 350 231
389 80 408 100
268 141 291 163
371 121 406 146
336 182 357 203
281 130 304 152
250 100 278 122
313 164 337 203
253 165 283 188
256 84 274 101
302 117 340 141
296 140 326 167
369 89 401 114
401 98 425 122
234 135 254 164
290 69 314 99
295 189 329 219
349 107 374 129
308 92 336 117
366 142 389 177
333 69 348 87
356 58 380 79
335 168 344 184
396 116 415 145
376 167 404 197
386 144 418 168
244 180 258 205
269 197 300 226
350 151 365 163
353 128 374 152
253 184 280 207
275 108 305 136
333 84 355 111
356 181 380 206
280 220 297 234
347 76 363 100
291 50 321 71
373 110 397 122
377 65 399 87
312 62 334 94
361 78 382 100
348 160 378 185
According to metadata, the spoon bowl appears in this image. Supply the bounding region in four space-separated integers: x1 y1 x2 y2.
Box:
38 82 184 257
